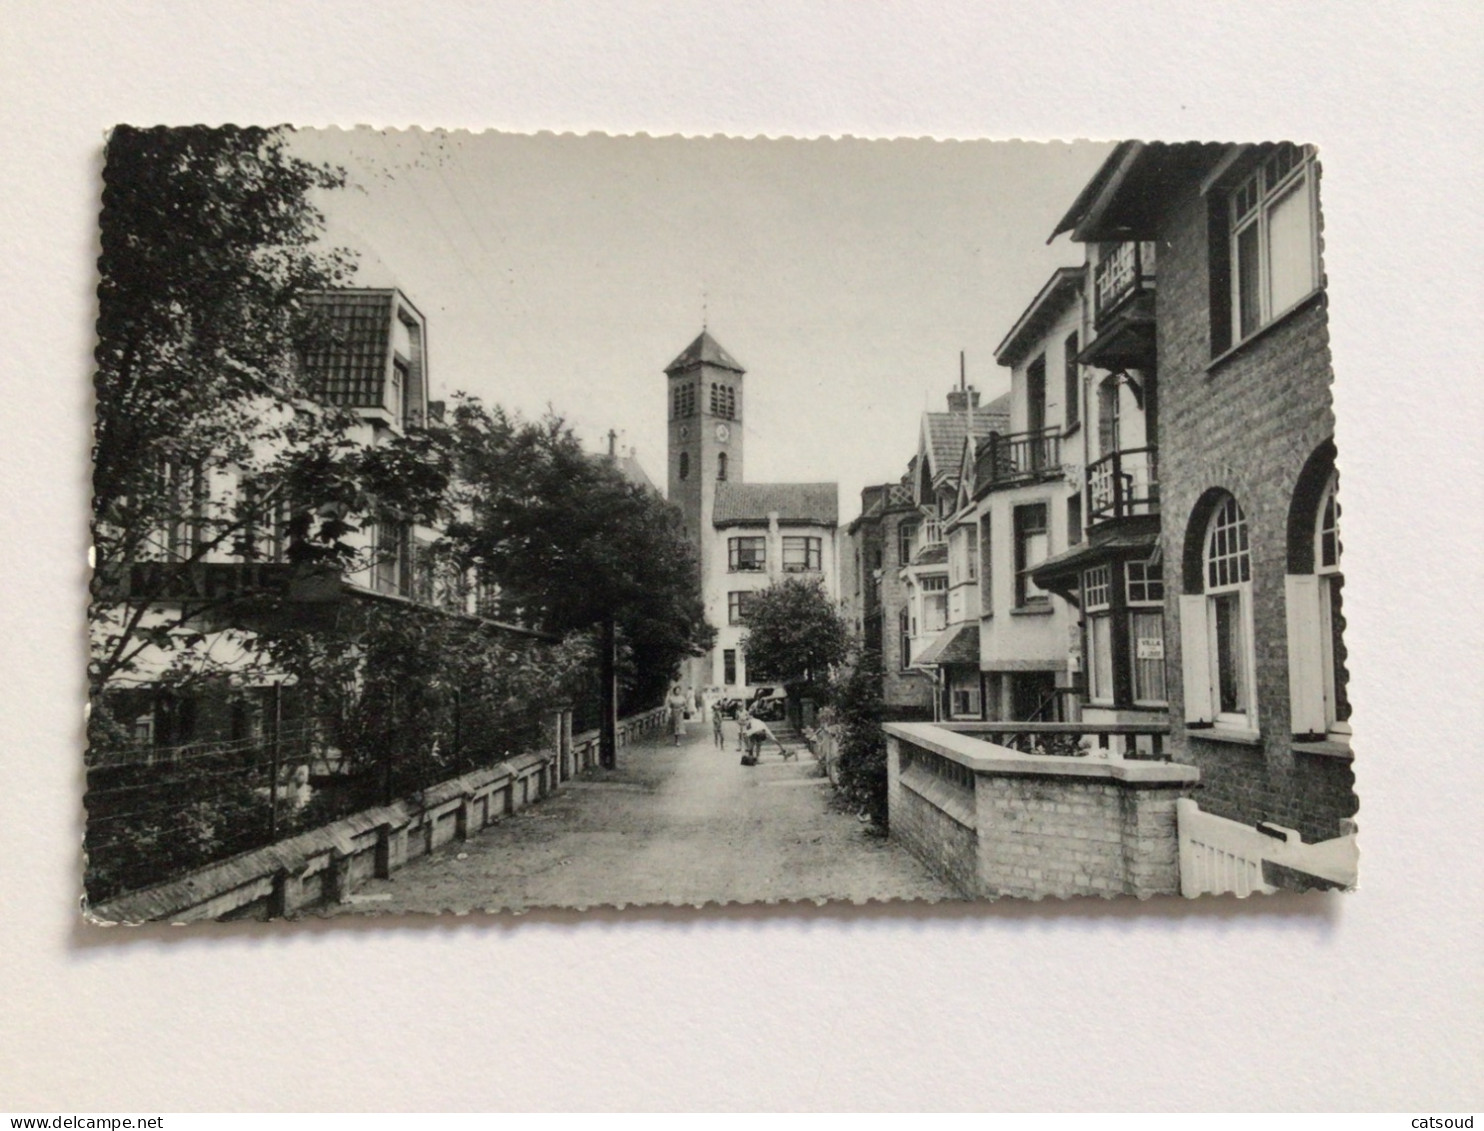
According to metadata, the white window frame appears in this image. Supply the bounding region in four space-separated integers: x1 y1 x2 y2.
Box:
728 536 766 572
1181 495 1258 735
920 574 948 635
1083 565 1114 706
782 535 822 573
1229 144 1321 343
1126 559 1167 708
949 669 982 719
1014 503 1051 607
1286 472 1350 743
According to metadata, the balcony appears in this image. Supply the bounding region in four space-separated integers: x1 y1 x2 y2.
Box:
1084 242 1157 370
910 518 945 561
1087 446 1159 524
977 427 1062 489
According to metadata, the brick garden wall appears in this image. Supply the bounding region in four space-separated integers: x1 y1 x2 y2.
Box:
885 723 1197 899
1154 166 1357 844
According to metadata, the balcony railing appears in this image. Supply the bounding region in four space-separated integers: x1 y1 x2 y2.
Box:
1087 446 1159 523
912 518 945 559
980 427 1062 487
939 719 1172 761
1094 241 1156 328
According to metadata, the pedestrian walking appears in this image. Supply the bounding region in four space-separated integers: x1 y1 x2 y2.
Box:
712 705 725 748
667 685 687 746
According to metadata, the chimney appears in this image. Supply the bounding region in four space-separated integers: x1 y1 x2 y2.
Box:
945 386 980 413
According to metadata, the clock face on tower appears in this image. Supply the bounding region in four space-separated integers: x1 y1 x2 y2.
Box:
715 423 730 443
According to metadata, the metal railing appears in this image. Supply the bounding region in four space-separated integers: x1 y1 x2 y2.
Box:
1087 445 1159 523
980 427 1062 487
1094 240 1157 326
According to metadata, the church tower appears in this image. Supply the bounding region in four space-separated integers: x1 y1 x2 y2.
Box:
665 330 745 584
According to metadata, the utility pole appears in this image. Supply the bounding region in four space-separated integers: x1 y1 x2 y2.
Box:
267 682 282 840
599 616 618 769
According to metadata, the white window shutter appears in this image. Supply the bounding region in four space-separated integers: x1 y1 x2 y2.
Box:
1285 573 1326 736
1178 594 1213 725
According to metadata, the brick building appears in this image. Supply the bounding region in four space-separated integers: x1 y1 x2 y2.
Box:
1050 141 1354 845
844 478 934 711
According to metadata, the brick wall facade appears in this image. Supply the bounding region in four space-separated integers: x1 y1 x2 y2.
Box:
846 498 935 710
1155 164 1357 844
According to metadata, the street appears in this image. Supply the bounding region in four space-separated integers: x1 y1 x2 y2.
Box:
331 715 956 914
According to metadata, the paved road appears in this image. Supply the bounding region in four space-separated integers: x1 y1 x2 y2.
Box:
334 715 956 914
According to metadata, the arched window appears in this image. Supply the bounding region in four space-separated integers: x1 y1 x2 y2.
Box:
898 606 912 672
1286 451 1349 743
717 452 727 481
1179 491 1257 732
678 451 689 480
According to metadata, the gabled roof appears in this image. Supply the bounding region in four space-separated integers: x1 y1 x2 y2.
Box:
994 267 1086 369
665 330 746 376
917 392 1012 503
1049 141 1229 244
301 288 422 410
588 450 660 496
713 482 838 527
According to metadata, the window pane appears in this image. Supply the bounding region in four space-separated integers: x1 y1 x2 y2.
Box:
1213 592 1247 713
1236 222 1262 338
1267 179 1313 315
1089 615 1114 702
1131 610 1166 703
925 593 947 633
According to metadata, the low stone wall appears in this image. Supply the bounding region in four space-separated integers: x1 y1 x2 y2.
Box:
884 722 1199 900
93 705 668 924
561 705 668 781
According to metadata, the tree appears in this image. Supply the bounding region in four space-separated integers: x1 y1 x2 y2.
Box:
444 400 714 735
90 125 452 699
739 576 851 702
827 651 890 830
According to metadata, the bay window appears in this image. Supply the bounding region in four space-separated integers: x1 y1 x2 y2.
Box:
921 575 948 634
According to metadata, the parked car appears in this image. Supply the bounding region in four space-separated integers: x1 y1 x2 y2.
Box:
747 687 786 721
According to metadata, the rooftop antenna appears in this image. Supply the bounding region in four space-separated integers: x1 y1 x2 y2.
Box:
702 285 708 331
963 350 974 437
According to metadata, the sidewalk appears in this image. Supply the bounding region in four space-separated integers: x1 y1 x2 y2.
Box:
331 716 956 914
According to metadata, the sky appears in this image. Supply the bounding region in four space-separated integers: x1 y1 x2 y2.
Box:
288 129 1115 512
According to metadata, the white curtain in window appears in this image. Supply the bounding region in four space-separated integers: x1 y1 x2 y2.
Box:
1267 180 1313 317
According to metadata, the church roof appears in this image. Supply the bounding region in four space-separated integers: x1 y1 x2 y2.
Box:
665 330 746 376
588 450 660 496
712 482 838 528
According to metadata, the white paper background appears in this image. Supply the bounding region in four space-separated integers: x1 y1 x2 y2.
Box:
2 0 1481 1112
